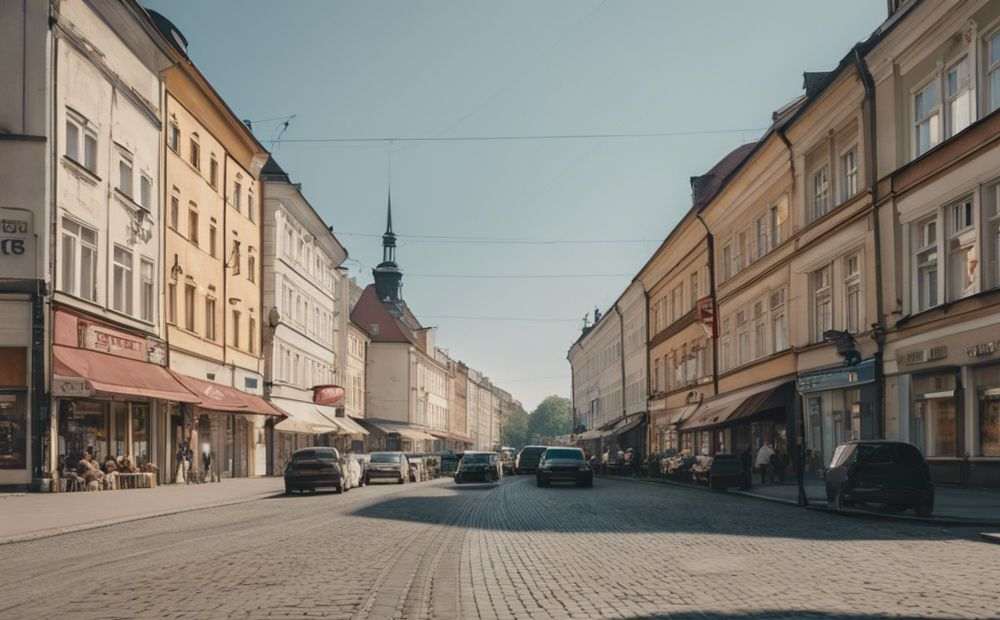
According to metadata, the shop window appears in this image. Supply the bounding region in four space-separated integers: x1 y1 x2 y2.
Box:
911 373 960 458
132 404 150 466
0 392 27 470
975 366 1000 457
59 400 110 474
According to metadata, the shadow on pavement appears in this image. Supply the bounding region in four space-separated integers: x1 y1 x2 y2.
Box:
625 612 920 619
349 477 982 541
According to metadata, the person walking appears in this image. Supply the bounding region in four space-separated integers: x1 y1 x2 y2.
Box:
176 441 192 484
755 442 775 485
202 442 218 483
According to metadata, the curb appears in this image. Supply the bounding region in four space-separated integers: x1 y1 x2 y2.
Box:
601 475 1000 528
0 491 279 546
978 533 1000 545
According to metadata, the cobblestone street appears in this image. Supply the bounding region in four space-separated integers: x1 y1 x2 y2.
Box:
1 476 997 620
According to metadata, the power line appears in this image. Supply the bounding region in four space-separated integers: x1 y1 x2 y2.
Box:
271 127 766 145
338 231 660 245
422 314 578 323
408 272 630 279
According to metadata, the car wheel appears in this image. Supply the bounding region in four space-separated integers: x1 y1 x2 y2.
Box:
915 500 933 517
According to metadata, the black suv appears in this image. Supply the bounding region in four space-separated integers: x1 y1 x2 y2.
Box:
536 447 593 487
825 441 934 516
284 447 345 494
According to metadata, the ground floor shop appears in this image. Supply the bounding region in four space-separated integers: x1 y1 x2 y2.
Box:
797 359 878 477
359 418 436 453
271 397 369 471
0 284 43 490
889 325 1000 486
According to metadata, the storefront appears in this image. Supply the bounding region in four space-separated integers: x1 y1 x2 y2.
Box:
359 418 435 453
0 347 30 487
50 310 199 490
891 330 1000 487
678 378 794 458
796 359 878 477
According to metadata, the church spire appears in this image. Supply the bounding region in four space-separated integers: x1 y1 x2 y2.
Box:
373 188 403 303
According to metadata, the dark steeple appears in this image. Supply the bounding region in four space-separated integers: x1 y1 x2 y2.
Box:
373 190 403 303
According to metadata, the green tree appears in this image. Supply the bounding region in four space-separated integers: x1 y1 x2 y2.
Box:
527 395 572 443
501 403 530 449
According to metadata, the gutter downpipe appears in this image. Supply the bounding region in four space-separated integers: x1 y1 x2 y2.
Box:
776 125 808 506
853 46 886 441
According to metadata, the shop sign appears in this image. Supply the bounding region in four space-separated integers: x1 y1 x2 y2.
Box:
0 207 36 280
52 376 93 398
900 345 948 366
79 322 146 361
796 359 875 394
967 339 1000 359
146 339 166 365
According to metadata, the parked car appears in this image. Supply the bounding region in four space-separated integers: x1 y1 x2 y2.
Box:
365 451 410 485
691 454 742 489
284 447 345 494
455 451 502 483
515 445 548 474
536 447 593 488
499 447 516 474
825 440 934 516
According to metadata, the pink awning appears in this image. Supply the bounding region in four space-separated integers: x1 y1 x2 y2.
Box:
170 371 285 417
53 345 199 403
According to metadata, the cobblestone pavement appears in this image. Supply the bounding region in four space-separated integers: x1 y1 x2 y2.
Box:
1 476 997 619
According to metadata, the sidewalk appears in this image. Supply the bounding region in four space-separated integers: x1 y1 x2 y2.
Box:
738 480 1000 522
0 477 284 544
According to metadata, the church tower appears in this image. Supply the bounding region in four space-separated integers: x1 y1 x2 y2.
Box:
372 191 403 303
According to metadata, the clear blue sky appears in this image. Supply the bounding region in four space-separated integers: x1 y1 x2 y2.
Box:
144 0 885 411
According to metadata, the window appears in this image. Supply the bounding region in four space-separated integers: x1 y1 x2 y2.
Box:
248 249 256 283
841 148 858 202
737 232 747 273
988 183 1000 289
911 374 959 457
248 192 255 222
209 157 219 188
812 165 830 220
944 57 972 138
690 272 699 306
170 195 179 230
209 221 218 258
65 111 98 173
167 282 177 324
184 284 196 332
140 175 152 210
140 259 154 322
948 198 977 301
168 121 180 152
736 310 749 365
285 228 294 257
914 79 941 157
845 254 861 333
770 289 787 352
229 240 241 275
769 200 787 247
753 301 766 359
189 136 200 170
248 317 256 354
913 216 939 311
652 358 661 392
671 284 683 322
233 182 242 212
118 157 133 198
205 297 216 341
188 204 199 245
60 219 97 302
755 217 768 260
988 31 1000 114
721 244 732 281
112 246 133 314
232 310 241 348
812 265 833 342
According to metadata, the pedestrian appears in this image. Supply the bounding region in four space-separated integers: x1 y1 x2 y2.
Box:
740 445 753 490
202 442 218 483
755 442 775 485
176 441 192 484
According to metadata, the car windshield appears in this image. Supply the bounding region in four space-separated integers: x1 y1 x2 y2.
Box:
370 453 400 463
543 449 583 461
293 449 336 461
463 453 490 463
